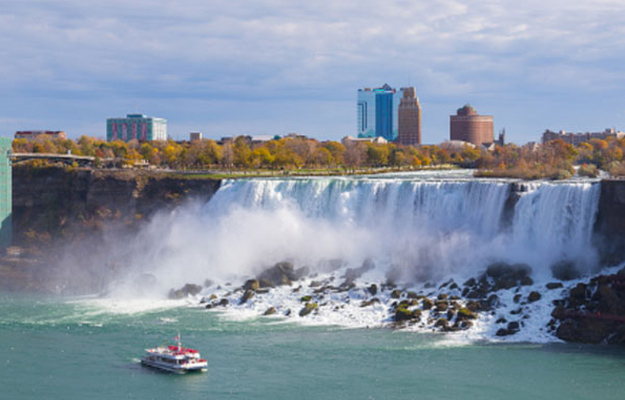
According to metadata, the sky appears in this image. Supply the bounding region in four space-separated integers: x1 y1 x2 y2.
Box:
1 0 625 144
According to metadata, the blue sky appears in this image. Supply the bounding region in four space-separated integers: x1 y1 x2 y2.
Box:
2 0 625 144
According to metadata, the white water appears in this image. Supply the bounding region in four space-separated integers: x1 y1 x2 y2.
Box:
102 173 604 341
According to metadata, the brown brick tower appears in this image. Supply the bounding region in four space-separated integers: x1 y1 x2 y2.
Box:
397 87 421 145
449 105 493 146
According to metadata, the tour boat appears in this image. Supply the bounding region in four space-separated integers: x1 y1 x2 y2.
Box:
141 335 207 374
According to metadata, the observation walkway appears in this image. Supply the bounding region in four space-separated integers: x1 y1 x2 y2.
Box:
10 152 96 167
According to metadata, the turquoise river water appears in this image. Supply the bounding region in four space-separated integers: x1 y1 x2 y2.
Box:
2 293 625 400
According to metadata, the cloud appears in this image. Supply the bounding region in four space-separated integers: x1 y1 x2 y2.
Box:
1 0 625 142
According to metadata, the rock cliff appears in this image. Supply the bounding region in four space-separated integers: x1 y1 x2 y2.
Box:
3 166 221 293
12 166 221 244
593 179 625 266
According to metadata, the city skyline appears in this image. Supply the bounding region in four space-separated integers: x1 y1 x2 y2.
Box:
1 1 625 144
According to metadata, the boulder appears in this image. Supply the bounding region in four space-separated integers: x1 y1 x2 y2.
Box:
390 289 402 299
435 301 449 312
368 284 378 296
243 279 260 291
546 282 564 290
422 298 434 310
528 291 542 303
435 318 450 329
240 289 255 304
263 307 277 316
360 298 380 308
257 261 298 287
168 283 202 299
299 302 318 317
551 260 581 281
394 307 422 322
456 308 477 321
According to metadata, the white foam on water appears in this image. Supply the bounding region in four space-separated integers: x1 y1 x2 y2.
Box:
100 174 607 343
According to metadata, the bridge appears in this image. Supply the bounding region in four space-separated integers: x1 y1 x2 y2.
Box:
10 152 97 167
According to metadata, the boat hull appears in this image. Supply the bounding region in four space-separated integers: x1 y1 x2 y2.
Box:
141 358 207 374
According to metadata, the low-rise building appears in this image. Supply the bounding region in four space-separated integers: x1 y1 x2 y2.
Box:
542 128 625 145
342 135 388 145
14 131 66 140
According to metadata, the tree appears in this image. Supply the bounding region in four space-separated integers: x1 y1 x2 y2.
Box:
232 136 252 168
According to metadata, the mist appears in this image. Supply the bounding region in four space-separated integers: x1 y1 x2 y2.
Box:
59 176 600 298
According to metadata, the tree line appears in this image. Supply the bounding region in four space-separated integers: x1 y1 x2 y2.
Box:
11 134 625 178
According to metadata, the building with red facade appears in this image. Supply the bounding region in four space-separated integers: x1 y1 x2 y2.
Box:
397 87 421 146
449 105 493 146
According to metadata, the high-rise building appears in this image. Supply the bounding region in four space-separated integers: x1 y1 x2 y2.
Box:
106 114 167 142
397 87 421 146
357 84 404 141
450 105 493 146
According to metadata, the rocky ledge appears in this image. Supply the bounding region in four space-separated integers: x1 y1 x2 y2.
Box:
551 267 625 344
169 260 566 337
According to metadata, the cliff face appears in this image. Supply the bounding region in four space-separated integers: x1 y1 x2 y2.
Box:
12 166 221 245
593 180 625 266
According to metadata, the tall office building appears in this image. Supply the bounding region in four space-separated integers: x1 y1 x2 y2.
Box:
450 105 493 146
397 87 421 146
107 114 167 142
357 84 404 141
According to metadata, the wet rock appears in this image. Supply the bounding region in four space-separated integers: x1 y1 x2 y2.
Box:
300 295 312 302
257 261 298 287
507 321 520 331
496 327 518 337
496 317 507 324
240 289 255 304
551 260 581 281
456 308 477 321
360 298 380 308
263 307 276 316
435 301 449 312
439 279 454 289
528 291 542 303
466 301 482 312
463 277 477 287
421 298 434 310
338 281 356 292
394 307 422 322
513 294 522 303
299 302 318 317
367 284 378 296
168 283 203 299
243 279 260 291
390 289 402 299
546 282 564 290
435 318 449 329
406 291 419 299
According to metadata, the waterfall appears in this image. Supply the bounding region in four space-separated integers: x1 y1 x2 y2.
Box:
141 176 597 285
105 174 601 295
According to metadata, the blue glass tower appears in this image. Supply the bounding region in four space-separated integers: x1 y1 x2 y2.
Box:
357 84 402 141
